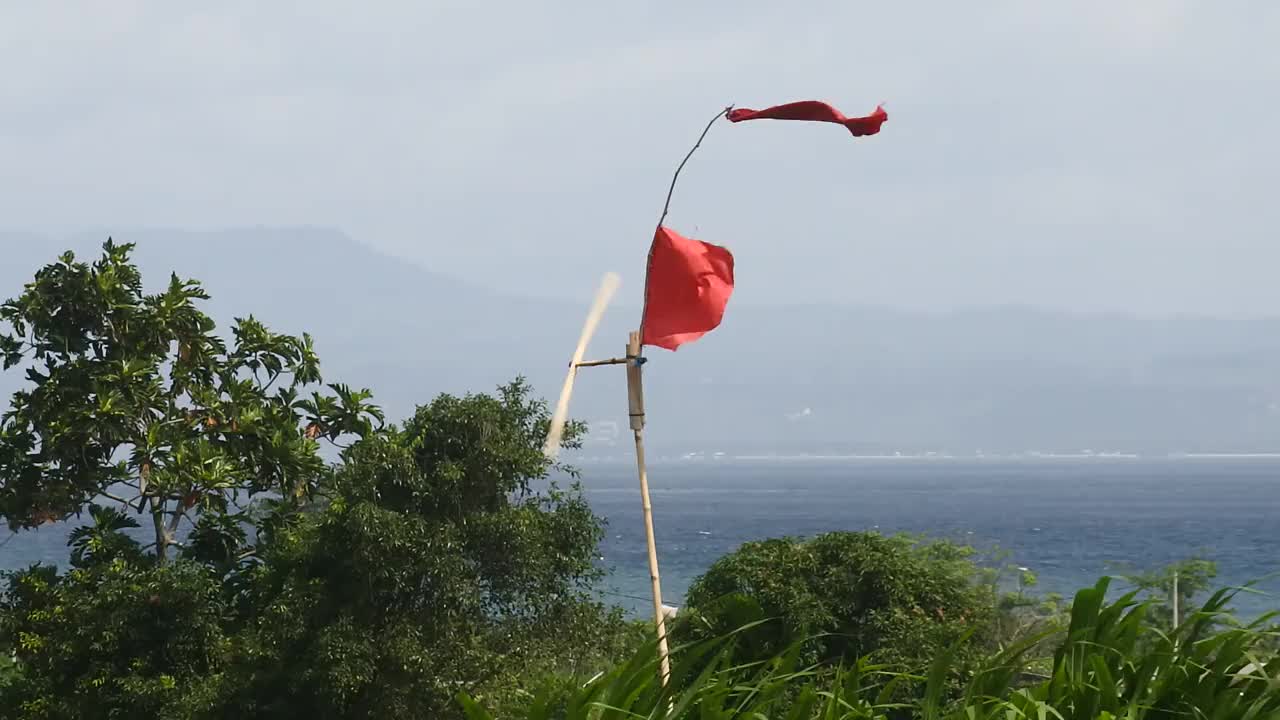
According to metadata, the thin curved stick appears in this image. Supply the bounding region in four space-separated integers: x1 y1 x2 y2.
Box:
655 105 734 231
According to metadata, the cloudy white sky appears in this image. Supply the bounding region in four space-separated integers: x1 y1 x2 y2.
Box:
2 2 1277 315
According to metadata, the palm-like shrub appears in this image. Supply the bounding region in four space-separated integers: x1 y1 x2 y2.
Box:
461 578 1279 719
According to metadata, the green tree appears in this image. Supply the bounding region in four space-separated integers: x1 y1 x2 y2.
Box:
0 239 381 562
680 532 1000 682
218 380 628 718
0 241 380 718
0 241 633 718
1114 557 1219 630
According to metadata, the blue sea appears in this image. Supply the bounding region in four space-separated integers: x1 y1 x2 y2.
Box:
3 458 1278 620
580 458 1280 619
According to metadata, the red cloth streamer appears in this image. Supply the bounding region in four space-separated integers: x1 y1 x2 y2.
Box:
641 226 735 351
727 100 887 137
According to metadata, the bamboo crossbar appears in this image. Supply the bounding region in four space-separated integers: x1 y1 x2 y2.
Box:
574 357 629 368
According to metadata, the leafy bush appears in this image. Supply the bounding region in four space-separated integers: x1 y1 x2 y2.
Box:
679 531 1000 683
0 559 230 720
0 648 17 696
205 381 631 718
1111 556 1219 630
962 578 1280 719
463 577 1280 720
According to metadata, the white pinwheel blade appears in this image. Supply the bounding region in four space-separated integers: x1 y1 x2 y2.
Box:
543 272 621 461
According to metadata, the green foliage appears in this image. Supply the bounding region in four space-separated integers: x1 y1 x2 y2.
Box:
182 511 250 576
214 380 622 719
0 239 381 561
0 647 16 696
965 578 1280 719
469 578 1280 720
67 503 145 569
680 531 1000 686
4 243 631 719
1112 556 1219 630
989 575 1068 674
0 372 620 719
0 559 230 720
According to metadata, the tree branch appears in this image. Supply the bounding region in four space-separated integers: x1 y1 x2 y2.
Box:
167 506 191 537
262 369 287 393
150 497 170 564
100 490 135 507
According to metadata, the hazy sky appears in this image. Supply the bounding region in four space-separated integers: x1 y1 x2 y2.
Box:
3 2 1277 315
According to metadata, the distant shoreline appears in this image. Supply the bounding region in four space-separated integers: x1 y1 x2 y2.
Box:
571 453 1280 464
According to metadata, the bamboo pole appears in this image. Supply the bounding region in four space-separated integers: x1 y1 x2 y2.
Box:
626 330 672 688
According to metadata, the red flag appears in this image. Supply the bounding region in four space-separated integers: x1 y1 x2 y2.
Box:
727 100 887 137
641 226 735 351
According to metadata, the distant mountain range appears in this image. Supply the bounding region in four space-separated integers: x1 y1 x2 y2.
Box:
4 228 1280 457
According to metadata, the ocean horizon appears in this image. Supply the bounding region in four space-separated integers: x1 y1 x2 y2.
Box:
575 457 1280 619
4 457 1278 621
